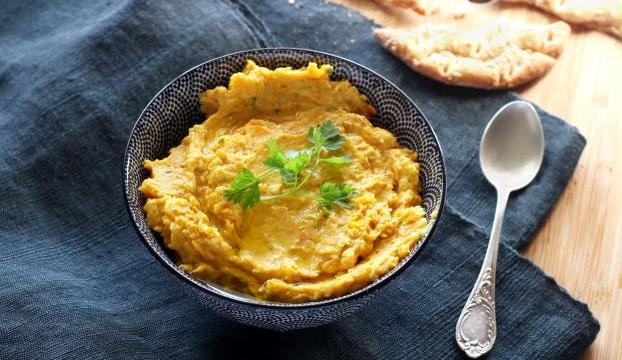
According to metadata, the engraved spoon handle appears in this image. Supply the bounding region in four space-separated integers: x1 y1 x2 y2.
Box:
456 189 509 358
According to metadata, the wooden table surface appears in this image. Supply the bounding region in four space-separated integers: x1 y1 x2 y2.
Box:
330 1 622 358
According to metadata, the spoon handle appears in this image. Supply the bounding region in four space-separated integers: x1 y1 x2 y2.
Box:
456 189 509 358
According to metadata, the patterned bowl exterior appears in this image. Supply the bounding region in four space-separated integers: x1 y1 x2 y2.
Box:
123 48 446 331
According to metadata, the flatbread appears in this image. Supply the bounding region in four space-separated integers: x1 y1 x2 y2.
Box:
374 21 571 89
371 0 438 15
502 0 622 39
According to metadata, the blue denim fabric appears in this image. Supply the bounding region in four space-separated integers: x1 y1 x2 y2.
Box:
0 0 598 359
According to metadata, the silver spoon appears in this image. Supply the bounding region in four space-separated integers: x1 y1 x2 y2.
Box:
455 101 544 358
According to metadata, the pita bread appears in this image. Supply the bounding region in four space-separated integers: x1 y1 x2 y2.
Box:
502 0 622 39
371 0 438 15
374 21 571 89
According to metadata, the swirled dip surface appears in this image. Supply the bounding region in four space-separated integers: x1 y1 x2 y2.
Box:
140 61 427 302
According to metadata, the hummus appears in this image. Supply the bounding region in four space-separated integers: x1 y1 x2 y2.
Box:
140 61 427 302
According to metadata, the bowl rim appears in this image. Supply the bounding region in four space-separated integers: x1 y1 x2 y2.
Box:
123 47 447 309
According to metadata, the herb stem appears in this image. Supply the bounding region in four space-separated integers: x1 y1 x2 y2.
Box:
257 169 275 180
261 150 322 202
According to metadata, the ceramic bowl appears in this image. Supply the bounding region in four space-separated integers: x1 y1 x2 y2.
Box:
123 48 446 331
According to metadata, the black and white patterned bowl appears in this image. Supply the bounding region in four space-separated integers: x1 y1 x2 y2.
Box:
123 48 446 331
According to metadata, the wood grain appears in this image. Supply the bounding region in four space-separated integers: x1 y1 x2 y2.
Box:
329 1 622 358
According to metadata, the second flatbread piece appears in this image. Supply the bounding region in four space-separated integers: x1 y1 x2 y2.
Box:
371 0 437 15
371 0 471 17
502 0 622 39
374 21 571 89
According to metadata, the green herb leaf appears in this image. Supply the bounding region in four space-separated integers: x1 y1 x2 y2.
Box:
224 169 261 209
263 138 286 170
320 155 352 165
281 151 310 186
308 126 324 154
308 122 344 153
317 182 357 210
319 123 344 151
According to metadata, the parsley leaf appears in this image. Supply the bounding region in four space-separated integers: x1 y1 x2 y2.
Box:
263 138 286 170
317 182 357 210
320 155 352 165
308 122 344 153
264 140 311 186
280 151 310 186
224 169 261 209
308 126 324 153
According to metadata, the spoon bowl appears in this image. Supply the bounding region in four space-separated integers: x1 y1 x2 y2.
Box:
480 101 544 191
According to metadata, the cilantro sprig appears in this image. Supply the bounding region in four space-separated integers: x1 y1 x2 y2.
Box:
224 121 356 211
